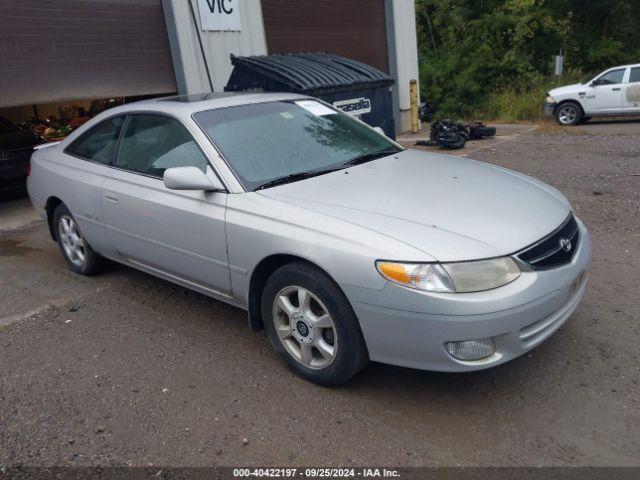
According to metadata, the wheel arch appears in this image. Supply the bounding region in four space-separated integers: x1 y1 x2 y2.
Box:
45 196 64 241
247 254 341 331
555 99 585 115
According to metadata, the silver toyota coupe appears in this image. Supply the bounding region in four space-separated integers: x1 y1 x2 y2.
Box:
27 92 591 385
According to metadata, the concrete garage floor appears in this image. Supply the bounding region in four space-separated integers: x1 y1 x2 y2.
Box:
1 121 639 468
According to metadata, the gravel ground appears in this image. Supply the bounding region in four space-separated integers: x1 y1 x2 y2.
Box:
1 121 639 468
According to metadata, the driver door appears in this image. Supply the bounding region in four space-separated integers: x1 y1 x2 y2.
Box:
101 113 232 298
584 68 626 114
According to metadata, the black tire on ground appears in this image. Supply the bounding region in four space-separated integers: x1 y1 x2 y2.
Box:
261 262 369 386
53 203 105 275
555 102 583 126
415 139 439 147
467 128 484 140
470 126 496 138
437 133 466 149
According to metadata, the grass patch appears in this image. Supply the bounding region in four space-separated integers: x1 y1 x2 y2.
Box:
471 70 586 122
534 119 589 135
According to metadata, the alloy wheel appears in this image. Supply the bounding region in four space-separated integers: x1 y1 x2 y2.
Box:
272 286 337 370
558 105 577 125
58 214 86 268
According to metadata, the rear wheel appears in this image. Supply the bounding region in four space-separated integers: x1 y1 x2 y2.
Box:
555 102 582 126
262 262 368 386
53 204 104 275
436 132 466 149
470 126 496 138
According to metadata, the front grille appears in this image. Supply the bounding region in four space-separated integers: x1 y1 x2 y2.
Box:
516 214 579 270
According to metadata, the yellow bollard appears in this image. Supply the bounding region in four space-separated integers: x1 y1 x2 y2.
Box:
410 79 419 134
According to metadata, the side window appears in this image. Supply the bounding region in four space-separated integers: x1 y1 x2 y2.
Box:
629 67 640 83
595 69 625 86
65 116 125 164
115 115 209 177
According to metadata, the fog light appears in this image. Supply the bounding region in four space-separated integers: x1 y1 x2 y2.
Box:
445 338 495 361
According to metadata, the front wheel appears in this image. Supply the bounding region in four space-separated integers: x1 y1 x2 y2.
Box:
262 262 368 386
555 102 582 126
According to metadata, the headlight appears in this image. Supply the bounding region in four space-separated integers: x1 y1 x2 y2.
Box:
546 95 556 103
376 257 521 293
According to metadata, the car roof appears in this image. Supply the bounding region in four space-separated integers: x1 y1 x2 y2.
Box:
109 91 309 117
605 63 640 70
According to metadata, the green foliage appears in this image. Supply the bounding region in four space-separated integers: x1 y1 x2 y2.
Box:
416 0 640 120
474 69 585 121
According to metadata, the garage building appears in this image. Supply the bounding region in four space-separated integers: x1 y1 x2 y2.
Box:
0 0 419 137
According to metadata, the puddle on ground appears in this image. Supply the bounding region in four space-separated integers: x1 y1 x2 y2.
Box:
0 239 42 257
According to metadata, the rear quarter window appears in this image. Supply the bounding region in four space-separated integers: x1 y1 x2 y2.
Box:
65 116 125 164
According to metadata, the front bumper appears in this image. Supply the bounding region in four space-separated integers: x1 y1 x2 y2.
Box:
343 220 591 371
544 101 557 117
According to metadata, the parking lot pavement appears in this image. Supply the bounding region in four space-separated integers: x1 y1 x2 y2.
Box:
0 197 41 233
1 122 639 467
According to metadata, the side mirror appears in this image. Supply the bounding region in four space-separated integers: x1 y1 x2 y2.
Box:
373 126 387 137
163 166 225 191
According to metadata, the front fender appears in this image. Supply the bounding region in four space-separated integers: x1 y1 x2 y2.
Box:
225 193 433 309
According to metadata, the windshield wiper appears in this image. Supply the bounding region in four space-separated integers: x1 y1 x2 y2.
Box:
255 167 342 191
342 148 400 167
255 148 400 190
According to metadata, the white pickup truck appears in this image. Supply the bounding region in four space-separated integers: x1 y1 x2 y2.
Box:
545 63 640 125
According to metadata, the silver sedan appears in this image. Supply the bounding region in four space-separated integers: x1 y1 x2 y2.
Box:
27 93 591 385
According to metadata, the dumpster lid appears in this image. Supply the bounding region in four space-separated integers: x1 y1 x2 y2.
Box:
225 53 394 94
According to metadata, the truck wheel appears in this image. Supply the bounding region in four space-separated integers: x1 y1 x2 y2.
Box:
555 102 582 126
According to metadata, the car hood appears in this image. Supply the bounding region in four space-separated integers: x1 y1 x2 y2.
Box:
549 83 584 96
257 149 571 261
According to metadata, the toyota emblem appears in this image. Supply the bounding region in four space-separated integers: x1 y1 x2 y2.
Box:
559 238 572 253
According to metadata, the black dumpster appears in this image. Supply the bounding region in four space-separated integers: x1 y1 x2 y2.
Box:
224 52 396 139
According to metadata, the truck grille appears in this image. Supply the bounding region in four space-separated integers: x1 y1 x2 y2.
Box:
515 214 579 270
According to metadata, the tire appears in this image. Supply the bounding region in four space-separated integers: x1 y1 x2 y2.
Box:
262 262 369 386
470 126 496 138
555 102 582 126
53 203 105 275
415 139 439 147
468 129 484 140
436 133 466 149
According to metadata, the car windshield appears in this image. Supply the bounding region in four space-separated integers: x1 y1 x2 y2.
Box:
193 100 401 190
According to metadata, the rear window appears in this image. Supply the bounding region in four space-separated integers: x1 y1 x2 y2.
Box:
630 67 640 83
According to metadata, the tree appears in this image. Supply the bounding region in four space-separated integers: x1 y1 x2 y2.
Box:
416 0 640 118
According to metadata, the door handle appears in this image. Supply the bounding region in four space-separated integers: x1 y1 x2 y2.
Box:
104 193 119 204
612 87 621 91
